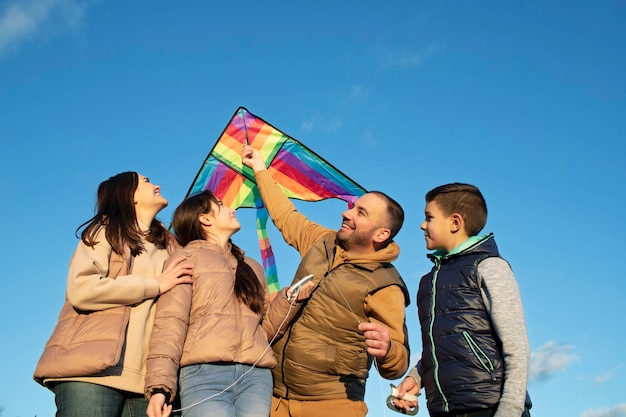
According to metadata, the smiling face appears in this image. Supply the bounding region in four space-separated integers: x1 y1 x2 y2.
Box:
203 199 241 239
134 174 168 216
336 193 390 253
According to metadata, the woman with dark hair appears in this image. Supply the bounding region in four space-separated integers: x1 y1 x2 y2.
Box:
145 190 314 417
34 172 194 417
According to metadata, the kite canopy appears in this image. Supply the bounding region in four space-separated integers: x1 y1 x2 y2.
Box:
185 107 367 293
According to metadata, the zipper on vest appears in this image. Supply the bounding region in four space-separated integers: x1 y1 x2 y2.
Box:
428 260 451 412
281 316 295 399
462 331 496 380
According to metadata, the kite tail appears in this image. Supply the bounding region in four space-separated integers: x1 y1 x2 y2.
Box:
255 205 280 295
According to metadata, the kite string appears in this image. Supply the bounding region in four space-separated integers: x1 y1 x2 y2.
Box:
171 298 299 414
325 273 389 417
309 243 392 417
240 107 249 146
172 258 392 417
247 189 390 415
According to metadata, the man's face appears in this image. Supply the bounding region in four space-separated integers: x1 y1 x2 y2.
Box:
337 193 387 251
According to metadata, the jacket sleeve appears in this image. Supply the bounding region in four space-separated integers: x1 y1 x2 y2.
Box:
145 252 194 401
246 254 302 343
262 287 305 343
66 228 160 311
408 363 422 389
364 285 410 379
478 257 529 417
255 170 333 256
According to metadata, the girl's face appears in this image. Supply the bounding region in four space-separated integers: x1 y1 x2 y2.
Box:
134 174 168 214
207 199 241 236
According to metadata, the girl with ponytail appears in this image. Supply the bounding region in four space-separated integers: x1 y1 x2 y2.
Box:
145 190 313 417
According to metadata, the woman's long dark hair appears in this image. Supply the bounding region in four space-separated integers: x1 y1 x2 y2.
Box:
76 171 169 256
172 190 265 315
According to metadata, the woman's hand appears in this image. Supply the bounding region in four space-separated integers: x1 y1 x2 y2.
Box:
147 393 172 417
295 281 315 301
157 255 193 294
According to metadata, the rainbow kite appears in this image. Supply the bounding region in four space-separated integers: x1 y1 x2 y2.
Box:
185 107 367 293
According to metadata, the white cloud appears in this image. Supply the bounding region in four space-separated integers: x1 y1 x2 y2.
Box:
371 42 443 70
344 85 368 103
582 363 623 386
301 120 314 133
361 130 378 148
320 117 343 133
300 114 343 135
0 0 91 57
580 404 626 417
528 340 579 382
591 371 614 385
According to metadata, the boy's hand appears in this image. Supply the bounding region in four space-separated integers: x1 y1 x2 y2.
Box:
392 376 420 412
242 145 268 173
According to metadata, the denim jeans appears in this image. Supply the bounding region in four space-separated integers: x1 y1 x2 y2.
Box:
178 363 272 417
53 381 148 417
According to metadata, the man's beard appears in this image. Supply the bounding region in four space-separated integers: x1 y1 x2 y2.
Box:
335 228 372 252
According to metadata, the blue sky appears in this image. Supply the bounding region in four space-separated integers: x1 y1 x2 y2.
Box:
1 1 625 416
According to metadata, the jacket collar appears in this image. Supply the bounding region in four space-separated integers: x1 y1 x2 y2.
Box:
185 239 234 256
430 233 494 262
331 239 400 270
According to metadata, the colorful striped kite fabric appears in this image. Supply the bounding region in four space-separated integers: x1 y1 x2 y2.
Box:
186 107 367 293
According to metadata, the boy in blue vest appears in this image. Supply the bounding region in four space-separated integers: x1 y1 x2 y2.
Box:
393 183 532 417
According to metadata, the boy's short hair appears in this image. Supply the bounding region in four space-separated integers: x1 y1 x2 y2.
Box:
425 183 487 236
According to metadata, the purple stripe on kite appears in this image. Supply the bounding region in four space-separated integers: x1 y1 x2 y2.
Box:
260 237 276 266
230 109 255 134
231 112 246 131
261 245 275 260
243 111 255 127
205 160 230 192
262 254 276 270
275 148 355 198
